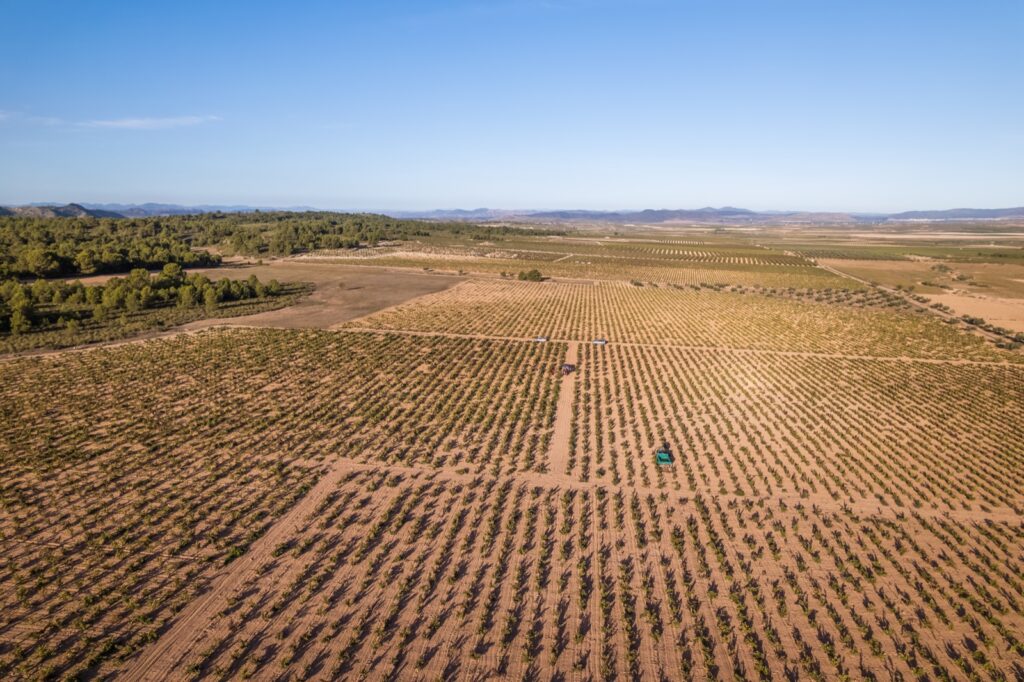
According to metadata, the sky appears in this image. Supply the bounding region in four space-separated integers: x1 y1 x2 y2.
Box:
0 0 1021 212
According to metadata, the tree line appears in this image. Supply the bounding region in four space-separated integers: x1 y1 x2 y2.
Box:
0 211 562 279
0 263 283 336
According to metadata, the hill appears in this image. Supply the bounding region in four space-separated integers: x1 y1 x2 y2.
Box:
80 202 319 216
2 203 125 218
886 207 1024 221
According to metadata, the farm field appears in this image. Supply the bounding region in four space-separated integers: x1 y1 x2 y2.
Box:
344 278 1020 362
0 329 564 678
818 260 1024 298
2 233 1024 681
302 236 857 290
820 259 1024 335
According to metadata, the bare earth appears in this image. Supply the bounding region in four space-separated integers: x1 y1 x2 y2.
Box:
64 260 464 329
546 341 580 475
184 261 464 329
927 292 1024 333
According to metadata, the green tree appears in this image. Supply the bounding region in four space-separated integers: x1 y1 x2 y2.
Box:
18 248 60 277
161 262 184 282
177 285 196 309
9 308 31 334
75 250 97 274
203 285 218 313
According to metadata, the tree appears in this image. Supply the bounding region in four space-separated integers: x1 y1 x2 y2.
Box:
127 268 151 289
518 269 544 282
75 250 97 275
177 285 196 309
161 262 184 282
203 285 218 314
9 308 30 334
18 248 60 277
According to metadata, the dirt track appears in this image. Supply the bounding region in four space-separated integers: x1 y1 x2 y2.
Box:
547 342 580 475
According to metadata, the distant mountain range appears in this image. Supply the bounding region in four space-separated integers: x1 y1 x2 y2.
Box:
80 202 319 217
0 203 125 219
881 207 1024 221
0 202 317 218
2 202 1023 224
394 206 1024 224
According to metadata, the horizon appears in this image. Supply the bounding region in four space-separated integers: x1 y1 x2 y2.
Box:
7 200 1024 217
2 0 1023 210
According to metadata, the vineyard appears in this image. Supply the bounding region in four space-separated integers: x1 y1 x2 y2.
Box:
0 330 564 678
303 236 854 290
2 239 1023 680
123 468 1024 681
345 279 1020 361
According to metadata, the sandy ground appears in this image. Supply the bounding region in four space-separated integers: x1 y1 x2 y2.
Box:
821 258 1024 297
843 231 1024 240
927 292 1024 333
546 342 579 475
8 287 1024 680
821 259 1024 333
123 459 347 680
190 262 463 329
74 260 464 330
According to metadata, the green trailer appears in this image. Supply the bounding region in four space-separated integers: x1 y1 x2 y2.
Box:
655 444 673 466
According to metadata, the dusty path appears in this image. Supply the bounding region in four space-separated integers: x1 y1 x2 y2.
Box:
546 342 580 475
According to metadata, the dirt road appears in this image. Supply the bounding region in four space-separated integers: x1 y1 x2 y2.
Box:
546 342 580 475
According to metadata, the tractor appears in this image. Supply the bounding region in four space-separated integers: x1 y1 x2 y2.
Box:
655 442 673 466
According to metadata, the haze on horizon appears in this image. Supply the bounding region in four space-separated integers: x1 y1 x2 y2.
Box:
1 0 1021 213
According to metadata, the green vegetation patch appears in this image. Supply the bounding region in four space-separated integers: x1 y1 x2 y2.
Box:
0 263 308 353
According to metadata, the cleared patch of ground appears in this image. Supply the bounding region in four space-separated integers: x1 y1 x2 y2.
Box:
69 260 464 331
823 258 1024 298
928 292 1024 333
820 258 940 291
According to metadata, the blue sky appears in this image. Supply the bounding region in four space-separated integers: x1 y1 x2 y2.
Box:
1 0 1021 211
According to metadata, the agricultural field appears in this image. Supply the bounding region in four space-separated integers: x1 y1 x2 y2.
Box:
818 258 1024 336
2 228 1024 681
0 329 564 678
817 260 1024 298
345 278 1020 362
302 235 856 290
